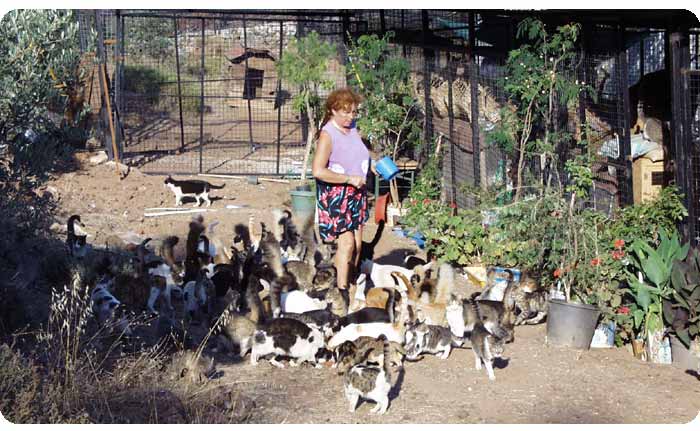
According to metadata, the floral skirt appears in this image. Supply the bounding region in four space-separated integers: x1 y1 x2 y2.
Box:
316 180 368 242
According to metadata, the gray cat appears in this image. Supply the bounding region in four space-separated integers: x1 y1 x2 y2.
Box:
405 321 464 360
470 322 506 381
343 335 393 414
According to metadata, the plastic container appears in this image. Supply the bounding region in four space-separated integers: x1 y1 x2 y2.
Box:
670 335 700 371
375 156 399 181
375 193 390 223
289 189 316 219
590 321 616 348
546 299 600 350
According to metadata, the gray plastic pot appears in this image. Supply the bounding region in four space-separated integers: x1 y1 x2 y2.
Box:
546 299 600 350
670 335 700 371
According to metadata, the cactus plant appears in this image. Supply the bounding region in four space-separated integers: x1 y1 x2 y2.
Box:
665 245 700 348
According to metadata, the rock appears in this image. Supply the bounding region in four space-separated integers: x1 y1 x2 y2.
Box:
89 151 109 165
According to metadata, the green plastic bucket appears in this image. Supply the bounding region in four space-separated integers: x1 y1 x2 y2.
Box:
290 189 316 218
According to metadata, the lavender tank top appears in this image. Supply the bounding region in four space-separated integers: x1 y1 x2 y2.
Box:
322 122 370 177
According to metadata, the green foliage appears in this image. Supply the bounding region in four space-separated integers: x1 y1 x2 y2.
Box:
486 18 593 201
564 154 594 199
0 10 82 178
665 246 700 347
346 32 419 157
0 10 81 157
608 185 688 245
126 18 174 62
277 31 338 123
123 65 202 113
624 228 688 334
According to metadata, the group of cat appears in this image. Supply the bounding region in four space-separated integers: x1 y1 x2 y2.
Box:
67 188 551 414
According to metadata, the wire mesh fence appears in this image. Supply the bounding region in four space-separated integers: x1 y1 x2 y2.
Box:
688 30 700 243
76 10 699 231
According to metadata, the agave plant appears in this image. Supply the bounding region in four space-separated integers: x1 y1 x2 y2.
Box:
625 228 689 335
665 245 700 348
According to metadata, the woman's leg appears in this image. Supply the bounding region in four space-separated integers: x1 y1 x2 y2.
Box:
335 230 356 290
352 226 363 276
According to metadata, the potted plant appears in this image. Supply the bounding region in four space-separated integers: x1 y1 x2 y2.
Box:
543 156 603 350
665 245 700 369
277 32 339 216
624 228 688 363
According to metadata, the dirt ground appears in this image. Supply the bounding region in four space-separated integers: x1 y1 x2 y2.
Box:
39 152 700 424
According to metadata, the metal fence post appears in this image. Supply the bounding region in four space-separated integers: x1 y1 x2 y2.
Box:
670 29 693 242
421 10 434 158
173 16 185 153
243 16 255 153
276 21 284 174
115 9 123 158
447 54 457 204
469 12 482 191
199 18 205 174
617 24 633 207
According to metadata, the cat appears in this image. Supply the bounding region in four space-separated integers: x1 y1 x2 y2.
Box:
250 317 325 368
164 175 225 207
404 320 464 361
66 214 89 258
445 293 513 342
336 307 391 330
280 309 339 339
158 235 184 285
343 335 393 414
335 335 406 374
470 321 506 381
503 272 549 326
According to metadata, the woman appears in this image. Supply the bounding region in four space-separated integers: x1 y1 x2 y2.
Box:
312 87 369 291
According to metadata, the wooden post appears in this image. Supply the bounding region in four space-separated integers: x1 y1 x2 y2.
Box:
100 64 121 177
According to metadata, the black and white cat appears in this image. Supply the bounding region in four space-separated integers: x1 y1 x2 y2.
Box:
67 214 89 257
164 176 225 207
250 317 324 368
343 334 393 414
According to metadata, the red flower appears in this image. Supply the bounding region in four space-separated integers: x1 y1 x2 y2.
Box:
614 239 625 250
449 202 458 209
611 250 626 260
617 306 630 315
423 198 431 205
410 199 416 205
590 258 601 267
553 268 562 278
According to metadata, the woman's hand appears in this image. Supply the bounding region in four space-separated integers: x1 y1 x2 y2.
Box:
346 175 366 188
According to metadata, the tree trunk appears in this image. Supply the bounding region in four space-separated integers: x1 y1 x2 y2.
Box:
300 100 316 181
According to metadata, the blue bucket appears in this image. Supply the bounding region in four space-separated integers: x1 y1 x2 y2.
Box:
375 156 399 181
